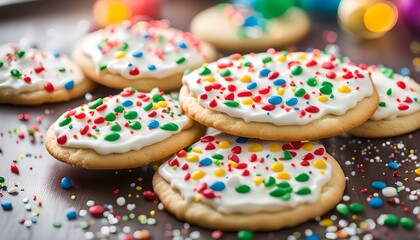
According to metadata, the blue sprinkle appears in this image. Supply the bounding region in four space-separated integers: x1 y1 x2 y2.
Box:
199 158 212 166
268 96 283 105
259 68 270 77
127 63 133 67
178 42 187 49
306 234 320 240
66 208 77 220
369 197 383 208
236 137 248 143
52 51 60 58
371 181 387 190
31 216 38 223
210 181 225 191
388 162 399 170
61 177 73 190
148 65 156 71
132 51 143 58
247 82 257 90
242 16 259 27
285 97 298 106
122 99 133 107
399 67 410 76
148 120 159 129
273 79 286 86
64 80 74 90
143 33 150 39
1 201 12 210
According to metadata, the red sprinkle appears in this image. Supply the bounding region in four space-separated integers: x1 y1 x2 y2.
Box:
305 105 320 113
142 190 157 201
342 71 354 79
398 104 409 111
262 104 275 111
129 67 140 75
326 72 336 79
89 205 105 217
56 134 67 144
306 59 317 67
321 62 334 69
43 82 54 92
396 81 406 89
11 163 19 174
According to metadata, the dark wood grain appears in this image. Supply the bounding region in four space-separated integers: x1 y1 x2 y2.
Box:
0 0 419 240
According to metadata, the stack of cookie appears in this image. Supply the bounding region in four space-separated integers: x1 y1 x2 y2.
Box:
43 20 420 232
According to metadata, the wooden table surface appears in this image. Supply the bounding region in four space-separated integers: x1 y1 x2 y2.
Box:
0 0 419 240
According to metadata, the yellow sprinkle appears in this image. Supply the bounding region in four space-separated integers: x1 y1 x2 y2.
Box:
95 132 100 135
242 98 254 105
269 144 282 152
19 154 24 159
338 85 351 93
228 160 237 168
276 88 285 95
318 95 329 102
214 168 226 177
219 141 230 149
415 168 420 176
277 55 286 62
314 159 327 169
291 87 296 92
277 172 290 180
152 103 159 110
359 221 367 230
298 53 307 60
191 170 206 180
302 142 313 151
240 75 252 82
203 76 216 82
271 162 284 172
128 194 132 198
157 101 167 108
319 218 334 227
114 51 126 59
253 176 264 186
186 154 199 162
33 210 39 216
248 143 263 152
71 195 76 200
192 148 202 153
320 170 325 175
413 57 420 67
135 186 142 191
150 210 155 216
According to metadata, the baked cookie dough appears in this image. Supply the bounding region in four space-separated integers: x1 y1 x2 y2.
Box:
45 87 206 169
73 20 217 92
0 43 95 105
154 133 345 231
190 3 310 53
348 66 420 138
181 49 379 141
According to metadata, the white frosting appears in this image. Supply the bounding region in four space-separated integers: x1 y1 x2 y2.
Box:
368 67 420 120
159 133 333 214
0 43 84 94
184 50 375 125
82 20 207 79
54 88 191 155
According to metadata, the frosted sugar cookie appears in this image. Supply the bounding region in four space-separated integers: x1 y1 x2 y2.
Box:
0 43 95 105
45 87 206 169
348 66 420 137
73 20 217 92
154 133 345 231
190 4 310 52
180 49 379 141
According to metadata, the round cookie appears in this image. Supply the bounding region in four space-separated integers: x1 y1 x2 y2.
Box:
190 4 310 53
0 43 95 105
73 20 217 92
180 49 379 141
154 133 345 231
45 87 206 169
348 66 420 138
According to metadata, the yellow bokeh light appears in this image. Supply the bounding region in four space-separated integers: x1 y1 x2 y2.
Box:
363 3 396 33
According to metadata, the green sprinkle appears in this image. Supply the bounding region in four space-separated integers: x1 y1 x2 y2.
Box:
0 62 3 67
104 112 116 122
183 69 191 76
277 181 290 189
295 173 310 182
262 56 272 64
321 81 334 87
114 105 125 113
52 222 62 228
400 217 414 230
244 61 252 67
124 111 138 120
129 121 142 130
295 187 311 195
159 123 179 131
0 176 5 183
283 151 292 160
99 64 107 71
88 98 103 109
320 86 333 95
104 133 120 142
152 94 165 103
379 102 386 107
307 77 317 87
349 203 364 214
381 67 394 78
211 154 224 160
336 203 349 216
59 117 72 127
110 124 121 132
223 101 239 108
10 69 21 78
291 65 303 76
294 88 306 97
143 102 153 111
386 88 392 96
15 50 25 58
199 67 211 76
176 57 186 64
237 230 254 240
269 187 288 197
80 221 90 230
383 214 399 227
118 42 129 51
220 69 231 77
235 184 251 194
58 67 66 72
263 176 276 187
